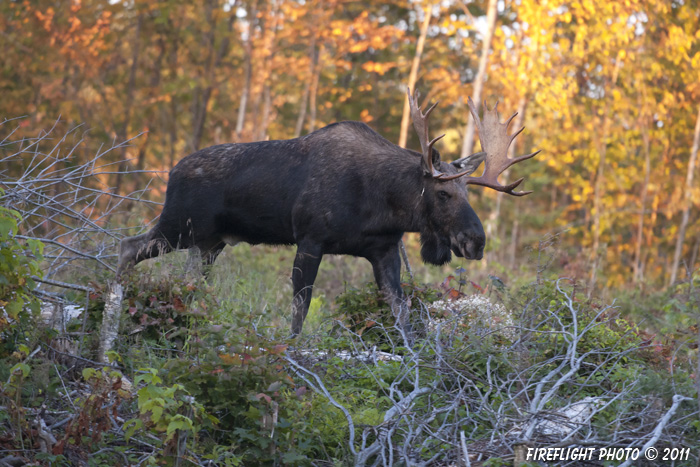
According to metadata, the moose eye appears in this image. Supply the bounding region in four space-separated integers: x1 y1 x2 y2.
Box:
437 190 450 201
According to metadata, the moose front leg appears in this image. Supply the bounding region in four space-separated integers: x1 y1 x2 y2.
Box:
369 244 411 336
290 244 323 337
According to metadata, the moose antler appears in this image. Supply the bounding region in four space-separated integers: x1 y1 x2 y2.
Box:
407 87 446 177
462 97 540 196
407 87 539 195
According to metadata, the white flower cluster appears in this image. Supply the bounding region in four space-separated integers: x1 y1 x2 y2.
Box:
428 294 516 341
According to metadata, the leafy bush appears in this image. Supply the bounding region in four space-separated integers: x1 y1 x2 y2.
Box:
0 199 43 350
118 274 324 464
335 278 440 347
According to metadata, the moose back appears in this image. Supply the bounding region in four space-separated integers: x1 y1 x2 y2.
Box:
118 89 538 336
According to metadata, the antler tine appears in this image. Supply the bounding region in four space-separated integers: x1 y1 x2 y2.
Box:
510 149 541 166
509 126 525 144
504 112 518 129
407 86 443 177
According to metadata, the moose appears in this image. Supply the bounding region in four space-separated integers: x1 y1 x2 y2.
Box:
118 88 538 336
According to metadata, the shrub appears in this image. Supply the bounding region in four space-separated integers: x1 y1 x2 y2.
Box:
0 199 43 348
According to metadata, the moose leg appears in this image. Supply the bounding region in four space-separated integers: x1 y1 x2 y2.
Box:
202 243 224 267
290 244 323 337
191 242 225 277
369 245 410 334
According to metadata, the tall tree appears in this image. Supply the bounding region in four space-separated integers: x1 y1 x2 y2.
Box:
236 0 255 141
670 104 700 285
398 3 433 149
460 0 497 158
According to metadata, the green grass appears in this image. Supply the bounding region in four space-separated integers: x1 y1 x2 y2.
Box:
128 233 543 339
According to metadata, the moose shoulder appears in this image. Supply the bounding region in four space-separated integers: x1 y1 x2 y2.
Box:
118 88 539 337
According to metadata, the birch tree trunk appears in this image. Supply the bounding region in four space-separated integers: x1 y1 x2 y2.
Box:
460 0 497 158
235 1 257 141
398 4 433 149
98 281 124 364
509 218 519 269
669 104 700 285
633 123 651 284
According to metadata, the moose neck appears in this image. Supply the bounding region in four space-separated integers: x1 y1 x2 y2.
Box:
378 161 430 234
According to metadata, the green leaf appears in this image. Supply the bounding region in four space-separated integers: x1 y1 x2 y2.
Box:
122 418 143 441
282 451 307 463
0 216 18 237
166 414 194 438
82 368 99 381
10 362 30 379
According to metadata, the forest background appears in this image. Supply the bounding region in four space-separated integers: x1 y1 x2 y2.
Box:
2 0 699 294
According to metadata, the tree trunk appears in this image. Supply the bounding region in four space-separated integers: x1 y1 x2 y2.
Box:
669 104 700 285
589 56 622 297
194 2 237 150
257 0 280 140
192 87 213 151
191 0 217 151
258 85 273 140
690 236 699 273
460 0 497 158
169 99 179 168
633 122 651 284
135 130 151 170
294 33 318 137
98 281 124 364
396 4 433 277
114 14 143 195
509 218 519 269
642 140 669 282
307 45 325 133
235 1 256 141
398 4 433 149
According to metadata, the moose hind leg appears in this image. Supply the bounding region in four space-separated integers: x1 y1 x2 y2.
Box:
290 243 323 337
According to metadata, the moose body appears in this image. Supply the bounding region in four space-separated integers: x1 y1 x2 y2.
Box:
118 90 537 336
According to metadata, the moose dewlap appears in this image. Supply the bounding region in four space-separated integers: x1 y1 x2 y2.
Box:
118 88 539 337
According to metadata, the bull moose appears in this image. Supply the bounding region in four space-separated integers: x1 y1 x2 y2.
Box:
118 88 538 336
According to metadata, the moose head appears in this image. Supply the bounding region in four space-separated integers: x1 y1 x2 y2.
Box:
406 87 540 267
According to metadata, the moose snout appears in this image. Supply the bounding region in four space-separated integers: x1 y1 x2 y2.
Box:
454 232 485 260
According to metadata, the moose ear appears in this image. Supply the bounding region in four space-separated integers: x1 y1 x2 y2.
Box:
431 148 441 166
451 151 486 176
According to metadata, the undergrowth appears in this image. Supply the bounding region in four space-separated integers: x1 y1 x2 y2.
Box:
0 210 698 465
